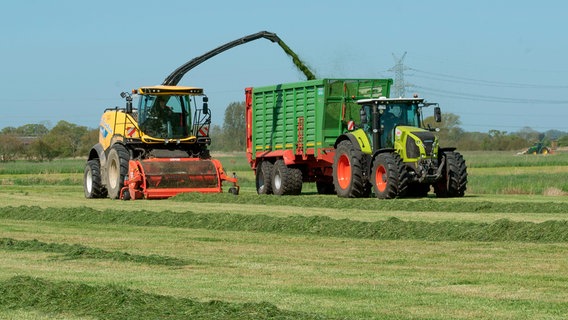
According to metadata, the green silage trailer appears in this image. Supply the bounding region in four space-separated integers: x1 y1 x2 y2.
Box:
245 78 467 198
246 79 392 195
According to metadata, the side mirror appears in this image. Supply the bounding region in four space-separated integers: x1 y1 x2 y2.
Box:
202 96 209 115
121 92 133 113
434 107 442 122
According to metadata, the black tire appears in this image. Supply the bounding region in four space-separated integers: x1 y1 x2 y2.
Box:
332 140 367 198
316 180 336 195
434 151 467 198
106 144 130 199
84 159 107 198
370 153 406 199
271 160 303 195
256 161 273 195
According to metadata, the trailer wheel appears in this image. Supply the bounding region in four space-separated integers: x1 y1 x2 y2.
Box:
333 140 367 198
434 151 467 198
271 160 303 195
256 161 273 194
107 144 130 199
84 159 107 198
371 153 404 199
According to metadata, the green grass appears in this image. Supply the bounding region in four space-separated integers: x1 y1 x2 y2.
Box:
1 211 567 319
0 238 190 266
0 276 328 320
462 150 568 168
3 205 568 243
1 152 568 319
0 159 84 175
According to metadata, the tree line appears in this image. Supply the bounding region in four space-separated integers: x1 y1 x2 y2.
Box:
0 101 566 162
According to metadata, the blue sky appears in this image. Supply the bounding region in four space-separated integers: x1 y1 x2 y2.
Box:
1 0 567 133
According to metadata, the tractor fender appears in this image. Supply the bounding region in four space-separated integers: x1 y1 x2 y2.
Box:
370 148 396 166
439 147 457 153
88 143 107 167
334 130 372 154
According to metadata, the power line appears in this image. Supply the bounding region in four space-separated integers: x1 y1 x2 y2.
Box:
409 67 568 89
413 85 568 104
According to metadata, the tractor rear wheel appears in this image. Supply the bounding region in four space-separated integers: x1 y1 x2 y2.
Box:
333 140 367 198
371 153 405 199
256 161 273 195
434 151 467 197
271 160 303 195
107 144 130 199
84 159 107 198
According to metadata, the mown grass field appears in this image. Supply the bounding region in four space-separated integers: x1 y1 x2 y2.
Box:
1 151 568 319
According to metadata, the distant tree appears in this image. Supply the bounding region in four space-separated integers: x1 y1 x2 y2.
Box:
513 126 540 143
0 134 24 161
45 121 89 157
219 102 246 151
424 112 464 148
482 130 527 151
16 123 50 136
558 135 568 147
26 137 55 161
208 124 223 151
1 127 17 135
79 128 99 156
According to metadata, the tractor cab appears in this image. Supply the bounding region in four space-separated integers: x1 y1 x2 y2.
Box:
356 97 440 150
134 85 210 144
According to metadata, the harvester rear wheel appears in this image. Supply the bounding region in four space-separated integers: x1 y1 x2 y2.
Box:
271 160 303 195
371 153 404 199
256 161 273 195
434 151 467 198
84 159 107 198
332 140 367 198
107 144 130 199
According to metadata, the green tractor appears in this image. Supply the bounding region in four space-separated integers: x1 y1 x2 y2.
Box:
333 97 468 199
526 141 551 155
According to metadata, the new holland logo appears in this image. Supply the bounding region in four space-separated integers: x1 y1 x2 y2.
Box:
126 127 136 137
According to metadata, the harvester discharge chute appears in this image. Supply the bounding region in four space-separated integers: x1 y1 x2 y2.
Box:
122 158 238 200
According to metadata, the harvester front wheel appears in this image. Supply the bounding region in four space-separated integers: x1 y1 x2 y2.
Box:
256 161 273 195
434 151 467 198
107 144 130 199
84 159 107 198
271 160 303 195
371 153 404 199
333 140 367 198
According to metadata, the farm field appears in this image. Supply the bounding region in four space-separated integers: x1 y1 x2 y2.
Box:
1 151 568 319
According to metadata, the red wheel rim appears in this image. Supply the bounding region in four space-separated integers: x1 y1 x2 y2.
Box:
375 165 387 192
337 154 352 189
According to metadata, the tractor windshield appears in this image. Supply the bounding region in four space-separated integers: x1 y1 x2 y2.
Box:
138 94 192 139
383 102 421 128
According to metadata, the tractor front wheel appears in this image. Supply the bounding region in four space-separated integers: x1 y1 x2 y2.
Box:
371 153 405 199
107 144 130 199
434 151 467 198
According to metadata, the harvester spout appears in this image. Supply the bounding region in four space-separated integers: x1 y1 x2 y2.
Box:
162 31 315 86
